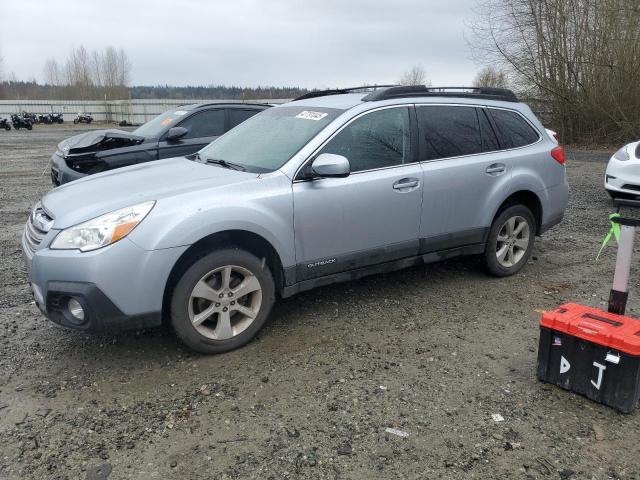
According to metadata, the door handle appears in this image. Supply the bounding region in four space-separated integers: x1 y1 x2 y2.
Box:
393 178 420 190
485 163 506 175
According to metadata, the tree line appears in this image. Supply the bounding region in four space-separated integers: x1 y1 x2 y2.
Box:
470 0 640 144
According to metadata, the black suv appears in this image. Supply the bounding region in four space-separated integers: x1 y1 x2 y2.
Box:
50 102 271 185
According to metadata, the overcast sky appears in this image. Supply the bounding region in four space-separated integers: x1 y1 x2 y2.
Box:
0 0 480 89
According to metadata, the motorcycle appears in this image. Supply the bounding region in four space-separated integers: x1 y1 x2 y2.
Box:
22 111 39 124
74 113 93 124
37 113 64 124
11 114 33 130
0 118 11 131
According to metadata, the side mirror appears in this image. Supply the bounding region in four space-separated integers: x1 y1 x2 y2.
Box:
311 153 350 178
166 126 188 142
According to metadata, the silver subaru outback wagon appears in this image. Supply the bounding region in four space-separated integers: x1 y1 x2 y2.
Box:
22 86 568 354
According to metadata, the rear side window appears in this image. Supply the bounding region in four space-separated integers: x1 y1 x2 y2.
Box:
228 109 260 129
418 106 485 160
489 109 540 149
478 109 500 152
179 109 225 138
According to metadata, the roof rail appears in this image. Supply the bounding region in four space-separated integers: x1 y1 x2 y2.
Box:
195 102 273 108
362 86 519 103
294 85 398 101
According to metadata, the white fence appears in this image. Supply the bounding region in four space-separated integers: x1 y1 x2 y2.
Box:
0 99 289 124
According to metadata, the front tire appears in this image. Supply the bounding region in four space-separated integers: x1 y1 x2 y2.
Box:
170 248 275 354
484 205 535 277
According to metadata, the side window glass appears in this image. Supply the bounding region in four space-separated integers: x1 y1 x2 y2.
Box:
228 109 259 130
418 106 483 160
178 110 225 139
478 108 500 152
319 107 412 173
489 109 539 149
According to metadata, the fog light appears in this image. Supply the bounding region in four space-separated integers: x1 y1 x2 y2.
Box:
67 298 85 321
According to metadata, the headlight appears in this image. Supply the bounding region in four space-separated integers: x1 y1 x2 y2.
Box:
613 146 630 161
51 201 155 252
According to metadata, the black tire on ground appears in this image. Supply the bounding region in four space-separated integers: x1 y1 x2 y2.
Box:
87 118 92 124
484 204 536 277
26 123 32 130
73 118 79 124
170 248 276 354
3 125 9 131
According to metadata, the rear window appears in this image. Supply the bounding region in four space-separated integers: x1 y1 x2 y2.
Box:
489 109 540 149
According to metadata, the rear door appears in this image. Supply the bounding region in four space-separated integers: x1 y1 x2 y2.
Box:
227 108 262 131
417 105 509 253
158 109 226 158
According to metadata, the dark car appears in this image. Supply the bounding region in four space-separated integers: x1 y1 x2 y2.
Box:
50 102 271 185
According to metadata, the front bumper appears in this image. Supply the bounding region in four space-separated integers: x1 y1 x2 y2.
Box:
605 155 640 196
22 231 188 332
51 153 87 186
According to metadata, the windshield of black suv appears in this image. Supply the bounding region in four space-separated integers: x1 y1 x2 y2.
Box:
197 106 343 173
133 107 194 138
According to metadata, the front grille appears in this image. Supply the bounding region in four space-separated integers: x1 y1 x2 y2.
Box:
24 206 53 255
622 184 640 192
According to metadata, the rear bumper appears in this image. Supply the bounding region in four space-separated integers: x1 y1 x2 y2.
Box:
51 153 87 186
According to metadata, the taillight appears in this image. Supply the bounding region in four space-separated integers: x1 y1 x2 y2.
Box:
551 146 565 165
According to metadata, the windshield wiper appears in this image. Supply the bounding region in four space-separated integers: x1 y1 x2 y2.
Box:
204 158 246 171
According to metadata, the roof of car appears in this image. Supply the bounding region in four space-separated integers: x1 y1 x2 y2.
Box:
177 102 272 110
285 93 366 110
286 86 523 111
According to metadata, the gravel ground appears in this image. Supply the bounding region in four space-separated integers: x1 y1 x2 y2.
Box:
1 126 639 480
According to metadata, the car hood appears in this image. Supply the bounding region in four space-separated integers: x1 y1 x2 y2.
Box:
42 157 260 228
58 129 145 155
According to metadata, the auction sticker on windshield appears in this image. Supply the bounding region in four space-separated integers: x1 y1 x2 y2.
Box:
296 111 328 121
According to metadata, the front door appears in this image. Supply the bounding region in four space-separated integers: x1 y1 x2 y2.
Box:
158 109 225 159
292 106 422 281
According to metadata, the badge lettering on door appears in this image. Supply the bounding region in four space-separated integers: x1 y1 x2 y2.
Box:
307 258 336 268
591 361 606 390
559 356 571 374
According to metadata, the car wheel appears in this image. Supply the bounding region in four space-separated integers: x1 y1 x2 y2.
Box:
484 205 535 277
170 248 275 354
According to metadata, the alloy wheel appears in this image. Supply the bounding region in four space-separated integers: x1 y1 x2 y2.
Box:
495 215 530 268
188 265 262 340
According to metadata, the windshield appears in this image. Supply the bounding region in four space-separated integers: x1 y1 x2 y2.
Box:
197 106 343 173
133 107 193 138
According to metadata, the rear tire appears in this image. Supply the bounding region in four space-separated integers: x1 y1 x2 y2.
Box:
170 248 275 354
484 205 535 277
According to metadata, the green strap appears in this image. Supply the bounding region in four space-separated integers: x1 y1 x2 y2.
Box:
596 213 621 261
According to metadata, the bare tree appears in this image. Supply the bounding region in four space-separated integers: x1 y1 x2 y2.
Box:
473 66 509 89
40 45 133 100
399 65 430 86
470 0 640 143
43 58 61 85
